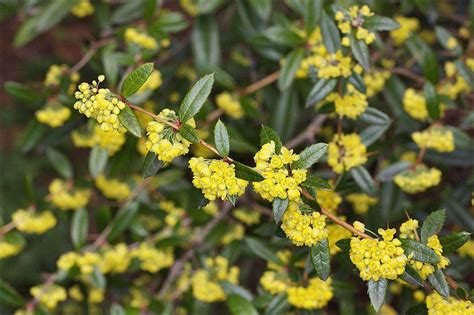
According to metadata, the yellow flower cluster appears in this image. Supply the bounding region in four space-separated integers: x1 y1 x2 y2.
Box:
252 141 307 201
233 208 261 225
260 270 292 294
394 165 441 194
189 157 248 201
364 70 391 97
137 70 162 93
221 223 245 245
44 64 79 87
180 0 199 16
412 126 455 152
335 5 375 46
100 243 131 274
192 256 239 303
72 125 126 155
202 202 218 216
295 28 328 78
316 189 341 213
49 179 91 210
426 292 473 315
326 84 368 119
328 133 367 174
74 76 127 133
346 193 377 214
328 223 352 255
12 209 56 234
0 240 23 258
57 251 101 274
30 285 67 309
390 16 420 46
458 240 474 258
159 200 186 227
70 0 94 18
124 28 158 50
315 51 354 79
438 62 472 99
427 235 450 270
145 109 195 162
69 286 104 304
215 92 244 119
35 105 71 128
399 219 419 239
131 243 174 273
95 174 131 201
403 88 428 121
287 277 333 310
349 228 407 281
281 202 328 247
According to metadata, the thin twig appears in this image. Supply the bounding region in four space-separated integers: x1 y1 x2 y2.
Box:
68 39 114 74
238 71 280 96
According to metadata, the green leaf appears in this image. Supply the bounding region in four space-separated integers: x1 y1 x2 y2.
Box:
367 278 387 312
264 293 289 315
214 120 230 157
310 238 331 280
234 161 264 182
423 82 440 120
244 237 280 263
263 25 303 47
320 11 341 53
348 72 366 94
336 238 351 252
14 17 39 47
110 303 126 315
306 78 337 107
151 12 188 33
377 161 411 182
423 50 439 84
292 143 328 169
455 60 474 90
192 15 220 68
350 166 376 196
400 264 424 287
179 123 200 143
428 268 449 297
142 152 164 178
440 232 471 254
120 62 154 97
260 125 283 152
364 15 400 31
272 198 289 224
303 0 323 35
350 34 370 70
108 202 140 241
46 148 73 178
102 47 119 87
227 294 258 315
90 266 107 290
71 208 88 249
278 48 304 91
178 73 215 122
0 279 25 307
118 105 142 138
358 107 391 125
435 26 462 55
220 282 253 301
4 81 43 103
406 303 428 315
302 175 331 190
420 209 445 243
89 146 108 178
400 238 440 264
360 124 389 146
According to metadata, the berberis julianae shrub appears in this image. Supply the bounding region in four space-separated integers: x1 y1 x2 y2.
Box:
2 0 474 314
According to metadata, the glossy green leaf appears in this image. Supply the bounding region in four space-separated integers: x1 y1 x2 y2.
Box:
336 238 351 252
179 123 200 143
102 47 119 86
118 105 142 138
120 63 154 97
234 161 264 182
71 208 88 249
220 281 253 301
306 78 337 107
320 11 341 53
245 237 280 263
377 161 411 182
350 34 370 70
178 73 215 122
293 143 328 169
400 265 424 287
108 202 140 241
4 81 43 103
264 293 289 315
440 232 471 254
302 175 331 190
260 125 283 151
364 15 400 31
303 0 322 35
423 82 440 120
227 294 258 315
142 152 164 178
420 209 445 243
89 145 108 178
360 124 389 146
350 166 376 196
348 72 366 94
311 238 331 280
46 148 73 178
359 107 391 125
192 15 220 68
263 26 304 47
278 49 304 91
428 268 449 297
367 278 387 312
214 120 230 157
272 198 289 224
400 238 440 264
151 12 188 33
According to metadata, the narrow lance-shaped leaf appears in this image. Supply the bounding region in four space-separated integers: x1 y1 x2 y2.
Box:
120 62 154 97
179 73 215 122
358 107 391 125
71 208 89 249
234 161 264 182
278 48 304 91
227 294 258 315
420 209 445 243
428 268 450 297
260 125 282 152
142 152 164 179
214 120 230 157
46 148 73 178
350 33 370 70
423 82 440 120
302 175 331 190
303 0 322 35
179 123 200 143
310 238 331 280
400 238 440 264
400 264 424 287
293 143 328 169
455 60 474 90
89 145 108 178
320 11 341 53
272 198 289 224
118 105 142 138
108 202 140 241
350 166 376 196
440 232 471 254
244 237 280 263
364 15 400 31
367 278 387 312
306 78 337 107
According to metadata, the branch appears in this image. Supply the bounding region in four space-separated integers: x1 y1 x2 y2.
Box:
238 71 280 96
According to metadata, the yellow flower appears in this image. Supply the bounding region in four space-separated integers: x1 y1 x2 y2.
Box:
326 84 368 119
281 202 328 247
35 104 71 128
180 0 199 16
328 223 352 255
137 70 162 93
100 243 131 274
88 287 104 304
403 88 428 121
260 271 292 294
145 109 195 162
412 125 455 152
394 165 441 194
68 285 84 301
12 209 56 234
437 62 471 99
390 16 420 45
49 179 91 210
74 76 127 133
426 292 473 314
0 238 23 258
314 51 354 79
458 240 474 259
328 133 367 174
446 37 458 49
287 277 333 309
346 193 377 214
30 285 67 309
70 0 94 18
202 201 218 216
131 243 174 273
216 92 244 119
353 221 365 232
413 290 426 302
316 189 341 213
233 208 261 225
189 157 248 201
335 6 375 46
159 200 186 227
364 70 391 97
95 174 131 201
221 223 245 245
124 28 158 50
401 151 417 164
72 125 126 155
192 256 239 302
399 219 419 239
